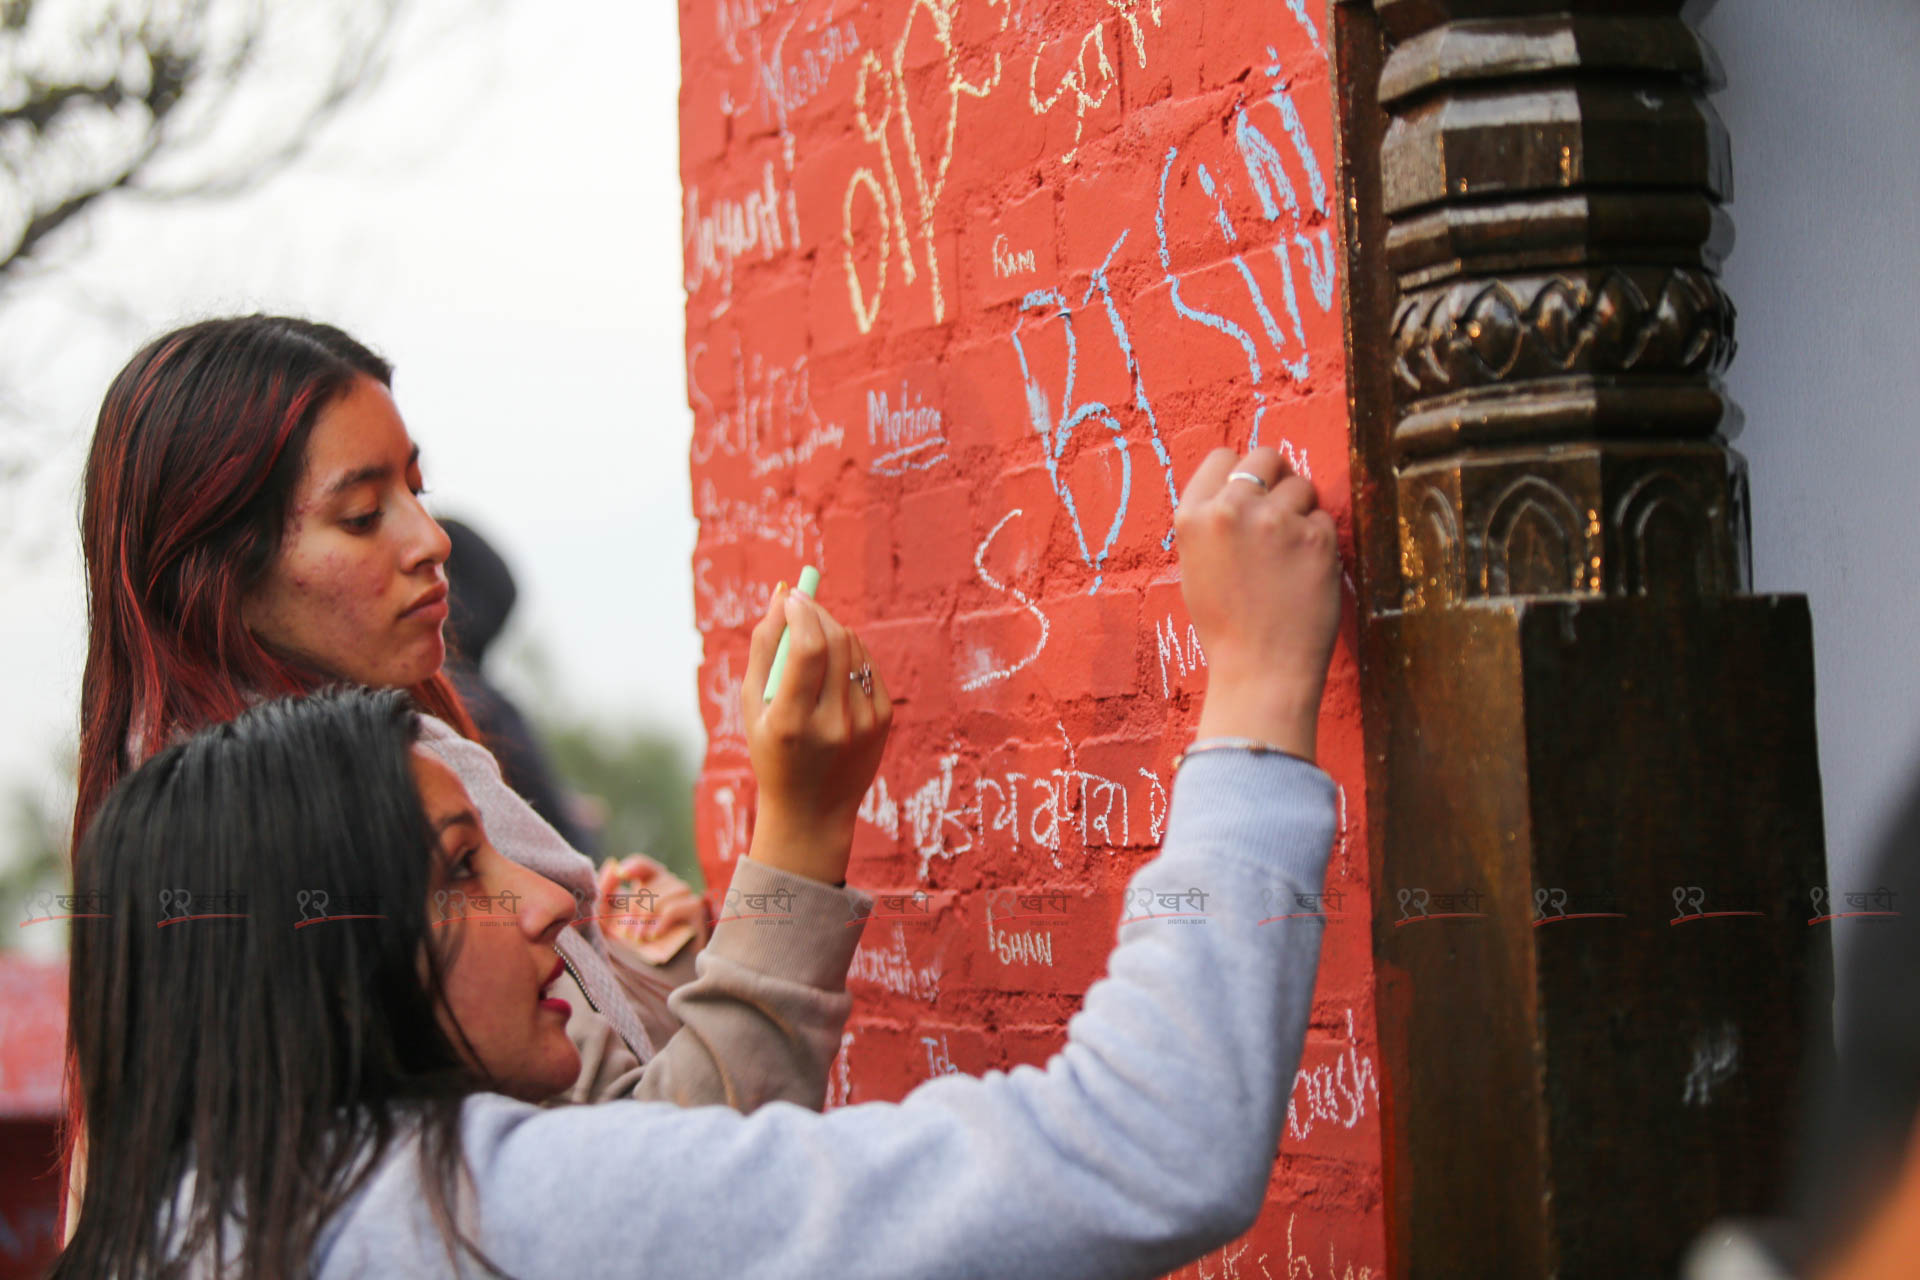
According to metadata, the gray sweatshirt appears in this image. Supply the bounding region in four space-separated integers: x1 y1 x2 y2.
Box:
311 749 1337 1279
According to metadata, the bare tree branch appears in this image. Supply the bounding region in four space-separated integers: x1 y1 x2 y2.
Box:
0 0 418 286
0 0 505 557
130 3 405 203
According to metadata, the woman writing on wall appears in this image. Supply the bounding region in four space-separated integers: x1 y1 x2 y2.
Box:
65 317 883 1230
54 439 1343 1277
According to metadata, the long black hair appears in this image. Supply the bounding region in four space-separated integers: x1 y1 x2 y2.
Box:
55 687 511 1278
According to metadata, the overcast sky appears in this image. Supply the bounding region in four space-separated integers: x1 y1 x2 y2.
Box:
0 0 699 864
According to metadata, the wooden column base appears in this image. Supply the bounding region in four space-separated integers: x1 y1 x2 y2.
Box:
1365 595 1830 1277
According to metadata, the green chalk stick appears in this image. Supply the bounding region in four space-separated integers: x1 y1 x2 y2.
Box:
763 565 821 702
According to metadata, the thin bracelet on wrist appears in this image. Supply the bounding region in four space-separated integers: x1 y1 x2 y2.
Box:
1172 736 1314 771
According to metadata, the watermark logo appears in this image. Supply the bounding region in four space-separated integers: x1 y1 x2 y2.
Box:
19 890 110 928
432 889 522 927
1259 886 1346 925
156 889 249 928
1121 885 1211 924
1532 887 1627 928
1394 886 1486 927
294 890 386 929
588 883 661 931
1808 885 1901 925
1669 885 1767 925
850 889 939 927
716 885 797 924
987 887 1068 923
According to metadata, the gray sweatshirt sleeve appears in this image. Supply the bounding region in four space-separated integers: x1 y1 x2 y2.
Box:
319 750 1336 1280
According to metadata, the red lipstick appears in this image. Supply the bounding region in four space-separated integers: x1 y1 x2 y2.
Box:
539 956 571 1018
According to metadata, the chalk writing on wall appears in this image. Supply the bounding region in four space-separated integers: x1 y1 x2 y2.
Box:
1155 57 1336 453
1281 1213 1376 1280
863 728 1166 874
696 480 823 557
685 161 796 313
921 1032 961 1077
1156 612 1206 697
850 923 947 1001
842 0 1010 332
693 558 774 634
992 233 1038 278
985 888 1059 967
689 341 846 475
1012 232 1181 592
708 775 752 864
727 15 861 131
1027 0 1166 164
1286 1008 1380 1143
1169 1213 1378 1280
686 0 1374 1267
703 651 747 757
867 380 950 475
961 508 1050 690
826 1027 856 1107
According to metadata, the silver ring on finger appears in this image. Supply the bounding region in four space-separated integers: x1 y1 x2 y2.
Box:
850 664 874 696
1227 470 1270 494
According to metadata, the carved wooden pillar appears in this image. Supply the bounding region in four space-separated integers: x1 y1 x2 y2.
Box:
1332 1 1830 1274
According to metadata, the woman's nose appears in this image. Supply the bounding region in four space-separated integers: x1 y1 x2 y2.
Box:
508 860 579 942
405 496 453 574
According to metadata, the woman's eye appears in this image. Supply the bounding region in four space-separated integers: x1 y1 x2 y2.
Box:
448 850 478 881
343 508 382 533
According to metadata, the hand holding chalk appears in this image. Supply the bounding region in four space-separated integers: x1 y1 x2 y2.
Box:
763 565 821 703
738 569 892 885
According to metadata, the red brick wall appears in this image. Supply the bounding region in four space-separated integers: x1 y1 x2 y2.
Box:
0 957 66 1278
0 1122 61 1280
680 2 1382 1273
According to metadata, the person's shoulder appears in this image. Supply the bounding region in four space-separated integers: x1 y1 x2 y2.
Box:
412 715 509 787
414 712 460 742
313 1097 554 1274
309 1111 437 1274
463 1090 543 1125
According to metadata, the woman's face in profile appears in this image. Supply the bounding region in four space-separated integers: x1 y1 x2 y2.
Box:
242 375 452 689
413 748 583 1100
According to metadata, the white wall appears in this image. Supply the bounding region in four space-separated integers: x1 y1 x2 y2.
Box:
1700 0 1920 910
0 0 700 902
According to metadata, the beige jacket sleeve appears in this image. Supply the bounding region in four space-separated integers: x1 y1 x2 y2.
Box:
555 857 871 1110
413 717 871 1114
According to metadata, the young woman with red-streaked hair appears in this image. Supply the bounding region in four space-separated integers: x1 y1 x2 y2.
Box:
75 317 473 828
65 315 883 1233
